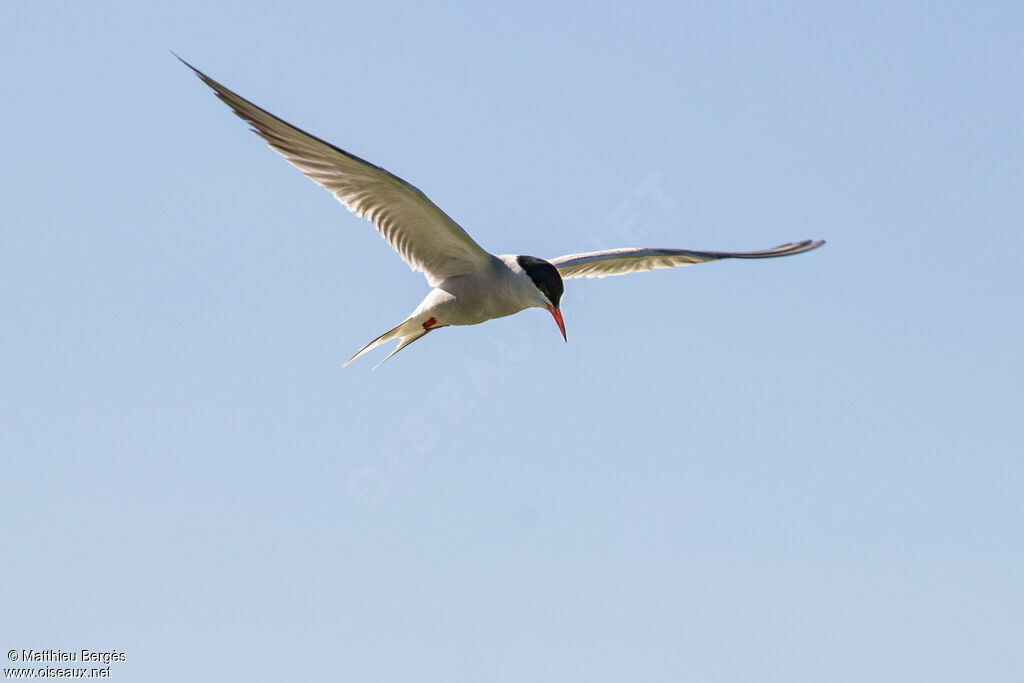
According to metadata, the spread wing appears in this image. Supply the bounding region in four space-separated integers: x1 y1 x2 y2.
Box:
178 56 493 286
550 240 825 279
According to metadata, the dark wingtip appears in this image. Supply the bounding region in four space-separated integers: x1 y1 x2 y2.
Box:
171 51 206 80
782 239 826 255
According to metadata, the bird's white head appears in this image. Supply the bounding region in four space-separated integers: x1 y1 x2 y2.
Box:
516 255 566 342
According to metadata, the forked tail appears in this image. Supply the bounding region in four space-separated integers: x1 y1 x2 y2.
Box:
344 318 432 369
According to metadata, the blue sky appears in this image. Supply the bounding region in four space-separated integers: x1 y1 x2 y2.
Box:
2 1 1022 681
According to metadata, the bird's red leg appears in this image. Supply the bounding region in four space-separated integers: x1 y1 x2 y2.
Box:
422 317 448 330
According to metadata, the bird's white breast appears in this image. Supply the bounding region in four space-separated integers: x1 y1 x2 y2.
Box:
413 256 542 327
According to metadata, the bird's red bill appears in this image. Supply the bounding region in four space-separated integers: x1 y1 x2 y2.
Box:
546 304 567 341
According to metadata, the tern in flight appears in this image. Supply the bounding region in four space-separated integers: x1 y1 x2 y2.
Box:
179 57 824 367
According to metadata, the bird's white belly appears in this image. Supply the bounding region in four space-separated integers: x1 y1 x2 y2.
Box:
413 270 534 327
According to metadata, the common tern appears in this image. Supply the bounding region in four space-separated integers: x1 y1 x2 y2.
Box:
179 57 824 367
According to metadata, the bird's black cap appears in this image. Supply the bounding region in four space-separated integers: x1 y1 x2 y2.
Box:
516 255 564 308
